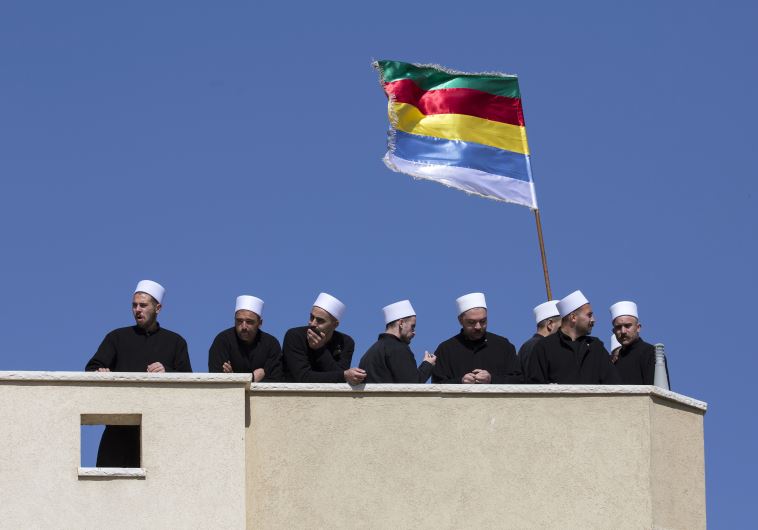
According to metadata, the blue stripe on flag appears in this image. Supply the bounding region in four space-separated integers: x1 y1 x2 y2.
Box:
392 130 531 183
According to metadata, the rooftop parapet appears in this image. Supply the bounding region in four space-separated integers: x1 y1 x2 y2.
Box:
0 372 706 529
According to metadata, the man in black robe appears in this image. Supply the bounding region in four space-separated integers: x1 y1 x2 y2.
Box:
432 292 523 384
282 292 366 384
359 300 436 383
519 299 561 373
208 295 282 381
527 290 620 384
609 300 668 386
85 280 192 467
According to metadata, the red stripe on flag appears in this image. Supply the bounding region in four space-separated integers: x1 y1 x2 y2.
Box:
384 78 525 127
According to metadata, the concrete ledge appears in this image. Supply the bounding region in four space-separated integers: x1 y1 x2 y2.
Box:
0 371 252 385
78 467 146 479
0 374 704 412
249 382 707 412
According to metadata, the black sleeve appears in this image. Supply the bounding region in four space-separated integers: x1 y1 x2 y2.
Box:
337 335 355 370
431 344 460 384
383 346 418 383
518 340 534 375
262 338 284 382
642 346 656 385
357 351 370 372
171 336 192 373
282 330 346 383
597 345 620 384
491 342 524 384
208 333 229 373
85 333 117 371
417 360 433 383
526 341 549 383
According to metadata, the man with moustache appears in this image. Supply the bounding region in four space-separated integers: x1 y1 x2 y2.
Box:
282 292 366 385
432 292 523 384
85 280 192 467
609 300 668 385
527 290 620 384
358 300 437 383
208 295 283 382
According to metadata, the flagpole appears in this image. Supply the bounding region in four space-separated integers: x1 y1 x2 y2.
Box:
533 209 552 300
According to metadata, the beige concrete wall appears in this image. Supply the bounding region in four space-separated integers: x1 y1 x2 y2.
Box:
0 372 250 530
246 384 706 530
650 396 707 529
0 374 706 529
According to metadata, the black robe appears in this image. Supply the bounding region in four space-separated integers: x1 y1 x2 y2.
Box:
208 327 283 381
527 330 620 384
282 326 354 383
86 324 192 373
615 337 670 386
358 333 433 384
431 331 523 384
518 333 543 373
85 324 192 467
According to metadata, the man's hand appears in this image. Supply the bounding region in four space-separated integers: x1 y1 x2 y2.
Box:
344 367 367 385
423 351 437 366
253 368 265 382
306 328 328 349
472 369 491 384
146 362 166 373
222 361 233 373
462 372 476 384
96 368 111 372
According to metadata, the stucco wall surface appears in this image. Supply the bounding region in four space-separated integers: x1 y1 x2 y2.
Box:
0 374 706 530
0 372 250 530
650 396 707 529
245 384 706 530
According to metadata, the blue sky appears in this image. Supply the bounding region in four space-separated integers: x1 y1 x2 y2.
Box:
1 1 756 525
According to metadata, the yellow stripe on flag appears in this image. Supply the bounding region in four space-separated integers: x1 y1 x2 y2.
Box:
390 102 530 155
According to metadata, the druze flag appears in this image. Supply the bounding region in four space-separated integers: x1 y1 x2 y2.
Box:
375 60 538 209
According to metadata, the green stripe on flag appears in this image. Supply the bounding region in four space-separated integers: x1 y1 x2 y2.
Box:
377 60 521 99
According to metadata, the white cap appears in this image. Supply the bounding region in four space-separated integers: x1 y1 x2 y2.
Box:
134 280 165 304
313 292 346 320
610 301 638 321
557 290 589 317
235 295 264 318
533 300 560 324
611 334 621 351
456 292 487 315
383 300 416 325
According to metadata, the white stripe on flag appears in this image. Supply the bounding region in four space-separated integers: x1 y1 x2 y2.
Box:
385 153 538 209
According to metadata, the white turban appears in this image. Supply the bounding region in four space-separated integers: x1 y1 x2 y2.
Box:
383 300 415 325
134 280 165 304
557 290 589 317
313 292 346 320
236 295 264 318
456 292 487 315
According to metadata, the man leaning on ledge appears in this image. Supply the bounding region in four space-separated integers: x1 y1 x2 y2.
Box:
208 294 283 381
282 292 366 385
432 292 523 384
359 299 436 383
85 280 192 467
